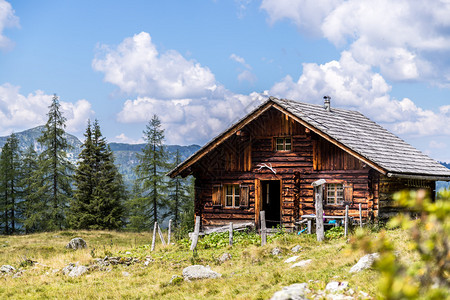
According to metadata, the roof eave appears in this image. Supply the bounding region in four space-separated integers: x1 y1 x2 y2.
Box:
386 172 450 181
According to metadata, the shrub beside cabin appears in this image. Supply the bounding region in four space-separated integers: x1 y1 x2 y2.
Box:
168 97 450 231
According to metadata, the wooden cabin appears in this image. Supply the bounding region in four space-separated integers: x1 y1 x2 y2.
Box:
168 97 450 231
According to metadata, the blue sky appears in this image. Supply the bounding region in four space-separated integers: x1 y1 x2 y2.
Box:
1 0 450 162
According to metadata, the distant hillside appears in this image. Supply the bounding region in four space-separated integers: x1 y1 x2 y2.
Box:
0 126 200 187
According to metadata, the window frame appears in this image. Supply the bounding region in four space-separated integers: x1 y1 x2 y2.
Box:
224 184 241 208
275 137 292 152
326 183 344 205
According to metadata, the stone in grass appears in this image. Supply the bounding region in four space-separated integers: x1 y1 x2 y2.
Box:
218 253 232 263
270 283 310 300
0 265 16 274
62 263 88 277
349 253 380 273
271 247 282 256
65 237 87 250
182 265 221 281
170 275 183 285
290 259 312 268
291 245 302 253
325 281 349 293
284 256 300 263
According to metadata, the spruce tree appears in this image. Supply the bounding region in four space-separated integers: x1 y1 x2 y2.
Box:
132 115 169 227
20 144 40 233
167 149 192 227
0 134 22 234
70 120 125 229
34 94 73 230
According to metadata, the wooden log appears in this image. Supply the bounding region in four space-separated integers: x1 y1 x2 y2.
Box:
158 224 166 246
359 204 362 228
151 222 157 252
315 187 325 242
260 211 267 246
229 222 233 246
168 219 172 244
190 216 201 251
344 205 349 237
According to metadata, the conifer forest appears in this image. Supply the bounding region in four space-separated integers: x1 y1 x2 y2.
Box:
0 95 194 235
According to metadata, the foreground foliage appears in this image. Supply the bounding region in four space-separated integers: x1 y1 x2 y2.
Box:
354 189 450 299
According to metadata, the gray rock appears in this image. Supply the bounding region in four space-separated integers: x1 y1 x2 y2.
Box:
0 265 15 274
349 253 380 273
325 281 349 293
62 263 88 277
290 259 312 268
182 265 221 281
271 247 282 256
291 245 302 253
284 256 300 263
65 237 87 250
270 283 310 300
122 271 131 277
218 253 232 263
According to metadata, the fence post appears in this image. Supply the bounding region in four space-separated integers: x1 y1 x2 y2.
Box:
359 204 362 228
260 211 267 246
158 224 166 246
151 221 157 251
312 179 326 242
190 216 201 251
229 222 233 246
168 219 172 244
344 205 349 237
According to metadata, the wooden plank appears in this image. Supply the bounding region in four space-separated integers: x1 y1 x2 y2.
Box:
229 222 233 246
151 222 157 252
260 211 267 246
190 216 201 251
255 179 261 227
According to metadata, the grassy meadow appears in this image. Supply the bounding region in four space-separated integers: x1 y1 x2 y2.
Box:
0 228 417 299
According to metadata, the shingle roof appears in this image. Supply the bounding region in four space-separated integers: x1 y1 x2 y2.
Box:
168 97 450 180
272 97 450 178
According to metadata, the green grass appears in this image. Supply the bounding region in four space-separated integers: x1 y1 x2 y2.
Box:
0 228 416 299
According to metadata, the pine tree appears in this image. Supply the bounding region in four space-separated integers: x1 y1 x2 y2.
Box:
0 133 22 234
34 94 74 230
131 115 169 227
167 149 192 228
20 144 40 233
70 120 125 229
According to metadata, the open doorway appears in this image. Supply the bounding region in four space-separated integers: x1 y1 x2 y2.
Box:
261 180 281 227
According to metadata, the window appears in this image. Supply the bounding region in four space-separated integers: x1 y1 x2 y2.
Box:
326 183 344 205
276 137 292 151
225 184 240 207
212 184 249 208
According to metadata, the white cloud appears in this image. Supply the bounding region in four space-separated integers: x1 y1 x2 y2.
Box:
230 53 257 83
113 133 144 144
269 51 450 137
0 83 94 135
92 32 217 99
261 0 450 84
0 0 19 50
117 91 266 145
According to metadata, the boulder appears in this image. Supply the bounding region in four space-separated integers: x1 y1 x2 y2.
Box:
271 247 282 256
270 283 310 300
62 263 88 277
284 256 299 263
349 253 380 273
0 265 15 274
325 281 349 293
182 265 221 281
291 245 302 253
65 238 87 250
290 259 312 268
218 253 232 263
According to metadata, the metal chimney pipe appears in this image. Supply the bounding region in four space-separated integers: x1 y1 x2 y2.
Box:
323 96 331 111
